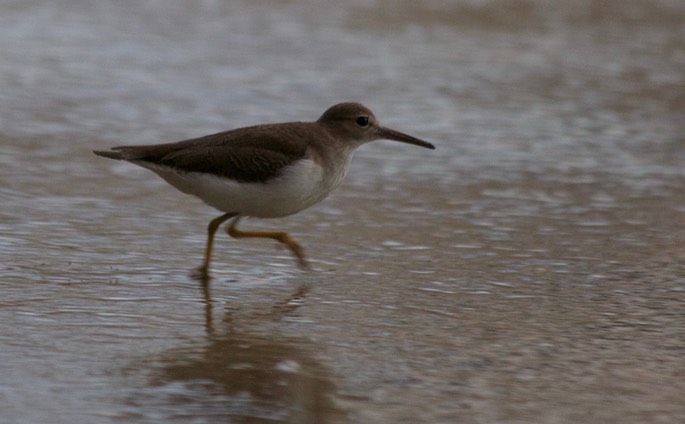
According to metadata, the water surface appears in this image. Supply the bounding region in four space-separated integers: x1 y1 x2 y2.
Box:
1 1 684 423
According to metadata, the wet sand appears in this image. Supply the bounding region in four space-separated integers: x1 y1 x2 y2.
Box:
1 0 684 422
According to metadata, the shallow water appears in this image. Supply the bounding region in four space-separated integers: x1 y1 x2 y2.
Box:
2 0 685 423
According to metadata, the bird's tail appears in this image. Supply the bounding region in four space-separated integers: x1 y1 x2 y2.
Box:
93 149 124 160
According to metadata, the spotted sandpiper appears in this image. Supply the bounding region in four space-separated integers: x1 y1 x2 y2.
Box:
94 102 435 280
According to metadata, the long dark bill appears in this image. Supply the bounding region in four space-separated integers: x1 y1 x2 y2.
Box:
378 127 435 149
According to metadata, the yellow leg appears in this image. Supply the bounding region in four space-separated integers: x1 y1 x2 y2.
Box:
193 212 236 281
227 217 309 268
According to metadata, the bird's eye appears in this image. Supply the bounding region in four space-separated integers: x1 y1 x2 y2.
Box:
356 116 370 127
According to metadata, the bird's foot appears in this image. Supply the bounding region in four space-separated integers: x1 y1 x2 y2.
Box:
276 235 309 269
191 264 211 283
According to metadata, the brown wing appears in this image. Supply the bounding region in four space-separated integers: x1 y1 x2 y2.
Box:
105 123 314 183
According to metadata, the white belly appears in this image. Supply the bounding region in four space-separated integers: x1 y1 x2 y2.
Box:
141 158 342 218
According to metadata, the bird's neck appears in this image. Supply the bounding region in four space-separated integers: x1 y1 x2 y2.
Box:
309 137 357 192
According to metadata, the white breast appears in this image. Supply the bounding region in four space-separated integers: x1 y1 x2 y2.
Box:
141 158 345 218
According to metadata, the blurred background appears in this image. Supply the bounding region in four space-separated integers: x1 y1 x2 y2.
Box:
1 1 684 423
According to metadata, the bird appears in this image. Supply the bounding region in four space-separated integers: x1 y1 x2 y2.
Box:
94 102 435 281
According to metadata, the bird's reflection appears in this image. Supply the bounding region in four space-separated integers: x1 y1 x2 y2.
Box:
200 279 311 335
143 279 345 423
